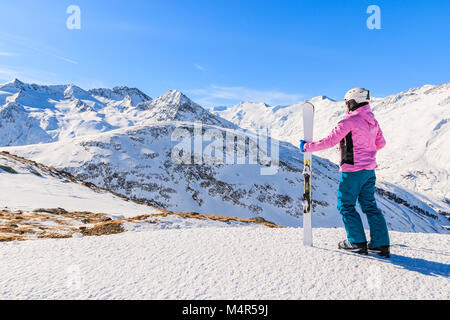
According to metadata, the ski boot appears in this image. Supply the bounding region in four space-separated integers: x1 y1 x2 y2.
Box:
368 244 390 258
338 240 368 255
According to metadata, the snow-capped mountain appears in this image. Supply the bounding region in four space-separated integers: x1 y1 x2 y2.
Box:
0 79 237 146
136 89 236 128
1 80 447 232
1 79 448 233
89 86 151 106
212 83 450 213
0 79 152 145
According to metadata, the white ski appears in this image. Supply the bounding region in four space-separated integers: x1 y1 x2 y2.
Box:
302 102 314 246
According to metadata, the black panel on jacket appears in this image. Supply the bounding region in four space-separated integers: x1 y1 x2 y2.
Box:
340 132 354 165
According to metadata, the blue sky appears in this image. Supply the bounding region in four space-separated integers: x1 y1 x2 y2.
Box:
0 0 448 106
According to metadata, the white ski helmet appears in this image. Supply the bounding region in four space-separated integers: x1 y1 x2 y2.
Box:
344 88 370 104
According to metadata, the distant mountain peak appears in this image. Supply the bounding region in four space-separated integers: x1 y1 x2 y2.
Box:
0 78 25 90
153 89 190 106
10 78 24 86
151 90 202 113
88 86 151 105
141 90 235 128
111 86 151 100
209 106 228 112
236 101 272 108
64 84 89 98
310 95 336 102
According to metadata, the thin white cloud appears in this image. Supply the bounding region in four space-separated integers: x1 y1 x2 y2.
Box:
194 64 206 71
0 32 78 65
0 52 13 56
187 85 303 107
54 55 78 65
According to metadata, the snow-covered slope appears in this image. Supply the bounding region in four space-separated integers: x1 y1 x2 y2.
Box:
212 83 450 212
0 151 157 216
3 123 318 228
5 122 448 233
1 79 448 233
0 102 52 146
1 226 448 299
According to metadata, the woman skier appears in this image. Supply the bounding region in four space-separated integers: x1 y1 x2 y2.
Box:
300 88 390 258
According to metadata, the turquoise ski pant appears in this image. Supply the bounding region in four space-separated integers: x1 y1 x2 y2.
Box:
337 170 390 247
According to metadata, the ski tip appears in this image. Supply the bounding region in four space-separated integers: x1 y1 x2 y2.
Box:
303 101 315 110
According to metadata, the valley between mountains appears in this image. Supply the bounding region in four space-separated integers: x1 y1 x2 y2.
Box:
1 79 448 233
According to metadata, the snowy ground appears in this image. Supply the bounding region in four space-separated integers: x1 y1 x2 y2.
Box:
1 226 448 299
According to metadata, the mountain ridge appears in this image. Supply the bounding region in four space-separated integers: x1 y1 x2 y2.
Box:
1 79 235 145
1 79 448 233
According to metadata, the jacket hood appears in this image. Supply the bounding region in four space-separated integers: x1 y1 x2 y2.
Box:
348 104 376 125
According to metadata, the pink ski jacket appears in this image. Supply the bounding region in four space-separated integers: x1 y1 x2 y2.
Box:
304 104 386 172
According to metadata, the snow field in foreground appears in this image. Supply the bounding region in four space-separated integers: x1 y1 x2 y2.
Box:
0 227 448 299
